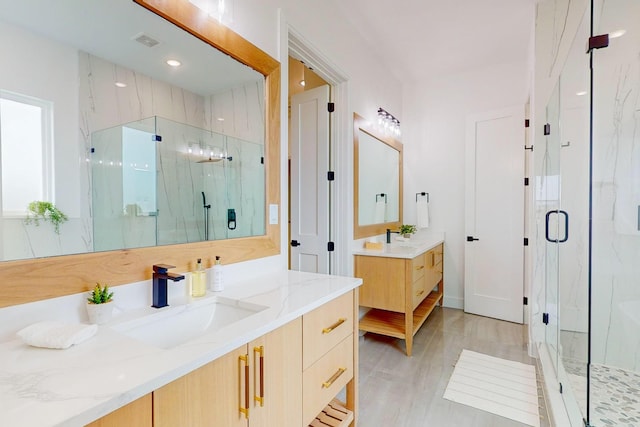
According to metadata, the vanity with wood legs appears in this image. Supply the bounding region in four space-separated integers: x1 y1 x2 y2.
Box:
354 236 444 356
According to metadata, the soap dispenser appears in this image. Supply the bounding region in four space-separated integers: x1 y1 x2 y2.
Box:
191 258 206 297
211 255 224 292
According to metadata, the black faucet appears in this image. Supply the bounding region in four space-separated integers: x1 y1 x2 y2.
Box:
152 264 185 308
386 228 400 244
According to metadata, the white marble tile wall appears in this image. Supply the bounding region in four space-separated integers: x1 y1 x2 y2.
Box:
590 0 640 371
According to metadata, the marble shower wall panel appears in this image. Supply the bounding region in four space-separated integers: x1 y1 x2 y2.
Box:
591 0 640 370
206 81 265 145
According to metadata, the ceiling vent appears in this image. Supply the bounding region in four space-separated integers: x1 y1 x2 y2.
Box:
132 32 160 48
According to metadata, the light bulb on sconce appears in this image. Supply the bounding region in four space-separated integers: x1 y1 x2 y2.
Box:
377 107 401 138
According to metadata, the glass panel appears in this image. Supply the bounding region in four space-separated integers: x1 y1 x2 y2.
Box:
591 0 640 424
544 81 561 376
558 9 590 421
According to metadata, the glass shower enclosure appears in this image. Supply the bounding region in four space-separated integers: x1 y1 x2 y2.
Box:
536 0 640 425
91 116 264 252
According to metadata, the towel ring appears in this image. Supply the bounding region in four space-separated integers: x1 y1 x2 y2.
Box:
416 192 429 203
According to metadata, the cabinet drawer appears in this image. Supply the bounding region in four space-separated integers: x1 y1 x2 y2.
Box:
412 276 427 310
411 254 426 283
303 291 353 370
303 335 354 426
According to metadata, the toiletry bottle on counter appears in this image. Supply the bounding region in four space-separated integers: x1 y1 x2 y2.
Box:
211 255 224 292
191 258 206 297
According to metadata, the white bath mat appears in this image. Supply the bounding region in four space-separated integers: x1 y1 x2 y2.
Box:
443 349 540 427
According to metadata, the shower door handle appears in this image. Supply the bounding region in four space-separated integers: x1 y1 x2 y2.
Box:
545 210 569 243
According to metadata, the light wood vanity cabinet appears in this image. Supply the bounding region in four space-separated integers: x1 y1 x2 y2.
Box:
302 291 357 426
357 243 444 356
87 290 358 427
85 394 152 427
153 318 302 427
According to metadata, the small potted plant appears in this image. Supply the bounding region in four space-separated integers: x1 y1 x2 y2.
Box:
399 224 417 238
86 283 114 324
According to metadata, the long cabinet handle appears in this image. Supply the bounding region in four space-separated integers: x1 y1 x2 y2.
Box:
239 354 250 419
253 346 264 406
322 367 347 388
322 318 346 334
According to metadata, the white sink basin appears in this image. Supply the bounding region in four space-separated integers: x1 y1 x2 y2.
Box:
111 296 267 349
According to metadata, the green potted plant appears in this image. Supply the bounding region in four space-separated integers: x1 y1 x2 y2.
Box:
86 283 114 324
24 201 68 234
399 224 417 238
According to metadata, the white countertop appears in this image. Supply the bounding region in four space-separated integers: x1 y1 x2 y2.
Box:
0 270 361 427
352 232 445 259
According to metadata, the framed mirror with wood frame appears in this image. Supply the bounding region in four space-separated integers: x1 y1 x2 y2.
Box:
0 0 281 308
353 113 403 239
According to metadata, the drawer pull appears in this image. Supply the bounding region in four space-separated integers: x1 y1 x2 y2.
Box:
322 318 346 334
239 354 250 418
254 346 264 406
322 367 347 388
415 265 425 270
416 290 425 297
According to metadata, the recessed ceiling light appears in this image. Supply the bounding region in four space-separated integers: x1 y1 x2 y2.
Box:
217 117 225 121
115 82 127 88
166 59 182 67
610 29 626 39
299 80 306 87
576 91 587 96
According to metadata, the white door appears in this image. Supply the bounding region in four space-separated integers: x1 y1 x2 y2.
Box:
290 85 330 273
464 105 524 323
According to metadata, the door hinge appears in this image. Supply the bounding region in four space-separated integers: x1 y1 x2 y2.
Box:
542 312 549 324
587 34 609 52
525 145 533 151
524 238 529 246
543 123 551 136
327 241 335 252
328 102 335 113
524 119 530 128
559 382 563 394
524 177 529 186
327 171 335 181
152 134 162 142
260 156 264 164
523 297 528 305
90 147 95 153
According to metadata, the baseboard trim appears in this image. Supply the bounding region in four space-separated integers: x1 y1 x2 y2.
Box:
443 296 463 310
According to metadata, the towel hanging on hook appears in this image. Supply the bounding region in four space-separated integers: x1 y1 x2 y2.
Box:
416 192 430 229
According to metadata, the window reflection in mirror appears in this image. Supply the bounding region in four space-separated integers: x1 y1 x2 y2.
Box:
353 113 403 239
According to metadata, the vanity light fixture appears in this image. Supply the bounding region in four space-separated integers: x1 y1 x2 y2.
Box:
299 80 306 87
377 107 401 138
166 59 182 67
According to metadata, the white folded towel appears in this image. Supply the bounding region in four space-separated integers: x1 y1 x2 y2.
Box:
417 198 430 229
17 321 98 349
374 200 386 223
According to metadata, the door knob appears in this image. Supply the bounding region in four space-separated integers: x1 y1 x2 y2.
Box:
466 236 479 242
291 240 301 247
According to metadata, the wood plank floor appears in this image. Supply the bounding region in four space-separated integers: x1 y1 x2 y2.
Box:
356 307 550 427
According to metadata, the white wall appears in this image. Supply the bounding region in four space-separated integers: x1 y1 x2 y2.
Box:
402 60 530 308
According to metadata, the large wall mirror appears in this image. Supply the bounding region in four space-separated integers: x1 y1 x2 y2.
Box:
0 0 280 307
353 113 403 239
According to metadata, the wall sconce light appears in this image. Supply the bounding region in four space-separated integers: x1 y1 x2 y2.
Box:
377 107 401 138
